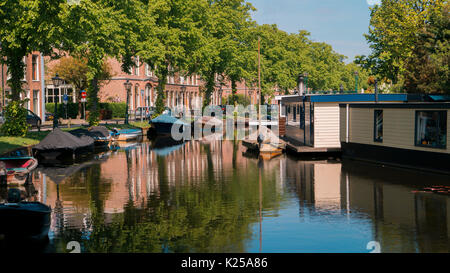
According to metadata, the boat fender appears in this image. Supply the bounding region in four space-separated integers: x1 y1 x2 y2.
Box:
7 188 22 203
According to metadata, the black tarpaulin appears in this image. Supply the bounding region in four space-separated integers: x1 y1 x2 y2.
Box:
69 126 110 139
33 128 94 151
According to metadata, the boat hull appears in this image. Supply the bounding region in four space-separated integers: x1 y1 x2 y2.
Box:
0 157 38 184
153 123 175 136
0 202 51 241
113 129 142 142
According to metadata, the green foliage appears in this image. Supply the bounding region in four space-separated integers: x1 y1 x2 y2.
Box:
404 4 450 94
226 94 250 106
99 103 127 119
360 0 446 89
0 0 66 100
0 101 29 137
45 103 79 119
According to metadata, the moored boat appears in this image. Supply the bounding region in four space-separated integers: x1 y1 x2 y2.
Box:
150 114 189 136
0 189 51 241
33 128 94 162
243 126 286 160
111 128 143 141
0 156 38 184
69 126 112 146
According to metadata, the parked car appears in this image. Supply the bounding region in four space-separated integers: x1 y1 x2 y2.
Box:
27 110 42 129
0 109 42 129
45 112 54 121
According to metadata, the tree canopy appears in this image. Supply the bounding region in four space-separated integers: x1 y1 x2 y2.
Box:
358 0 448 93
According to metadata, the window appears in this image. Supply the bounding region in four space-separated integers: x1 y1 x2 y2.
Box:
33 90 39 114
135 57 140 76
374 110 383 142
145 64 153 77
32 55 39 81
415 111 447 149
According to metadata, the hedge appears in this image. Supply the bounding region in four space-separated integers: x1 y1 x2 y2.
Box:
99 103 127 118
45 103 79 119
46 102 127 119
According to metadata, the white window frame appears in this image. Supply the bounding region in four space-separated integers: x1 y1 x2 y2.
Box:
32 55 39 81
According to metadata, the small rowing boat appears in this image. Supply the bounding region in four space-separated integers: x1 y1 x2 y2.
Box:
243 126 285 160
70 126 112 146
112 128 142 142
0 156 38 184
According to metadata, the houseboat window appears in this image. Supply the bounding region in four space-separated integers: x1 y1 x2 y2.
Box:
374 110 383 142
415 111 447 149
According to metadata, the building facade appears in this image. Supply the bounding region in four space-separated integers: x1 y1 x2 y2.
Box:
1 52 46 119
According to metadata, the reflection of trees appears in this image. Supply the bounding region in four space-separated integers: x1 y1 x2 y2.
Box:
48 141 286 253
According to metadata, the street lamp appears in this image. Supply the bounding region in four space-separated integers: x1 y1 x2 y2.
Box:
303 73 309 94
124 80 132 125
52 73 64 129
354 71 359 93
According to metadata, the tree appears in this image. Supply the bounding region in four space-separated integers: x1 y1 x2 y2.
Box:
50 56 114 117
61 0 144 125
361 0 446 83
404 3 450 94
139 0 207 114
0 0 65 135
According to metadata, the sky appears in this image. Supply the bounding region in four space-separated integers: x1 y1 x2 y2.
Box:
250 0 382 63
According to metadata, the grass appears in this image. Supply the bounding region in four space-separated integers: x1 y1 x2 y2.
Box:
0 128 78 156
0 131 49 156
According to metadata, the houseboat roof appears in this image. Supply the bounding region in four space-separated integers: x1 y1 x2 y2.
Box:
281 93 409 103
339 102 450 109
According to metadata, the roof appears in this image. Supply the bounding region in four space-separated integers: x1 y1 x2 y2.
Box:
339 102 450 109
281 93 409 104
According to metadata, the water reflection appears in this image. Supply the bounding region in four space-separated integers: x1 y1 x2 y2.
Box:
2 140 449 253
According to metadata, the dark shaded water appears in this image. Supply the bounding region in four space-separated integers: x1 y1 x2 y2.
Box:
1 139 450 253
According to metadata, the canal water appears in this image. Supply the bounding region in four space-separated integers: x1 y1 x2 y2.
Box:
2 138 450 253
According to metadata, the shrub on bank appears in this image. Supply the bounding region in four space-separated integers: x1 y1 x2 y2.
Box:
99 103 127 119
0 101 28 137
45 103 79 119
45 102 127 119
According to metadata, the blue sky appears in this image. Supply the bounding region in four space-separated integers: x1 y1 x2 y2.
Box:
249 0 381 62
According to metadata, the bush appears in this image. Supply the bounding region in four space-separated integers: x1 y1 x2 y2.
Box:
99 103 127 118
99 109 112 120
1 101 29 137
45 102 127 119
45 103 79 119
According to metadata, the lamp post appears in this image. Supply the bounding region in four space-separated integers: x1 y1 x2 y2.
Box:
124 80 132 125
354 71 359 93
52 74 64 129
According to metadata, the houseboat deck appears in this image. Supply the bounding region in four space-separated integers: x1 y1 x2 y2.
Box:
286 142 341 154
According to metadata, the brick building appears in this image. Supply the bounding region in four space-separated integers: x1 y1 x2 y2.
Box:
1 52 46 119
1 52 280 122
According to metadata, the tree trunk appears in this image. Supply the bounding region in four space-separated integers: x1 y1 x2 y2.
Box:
202 70 215 109
231 79 237 106
6 52 25 101
88 77 100 125
155 69 168 115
